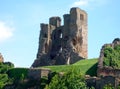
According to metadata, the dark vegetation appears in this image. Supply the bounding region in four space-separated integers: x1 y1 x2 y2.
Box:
7 68 29 80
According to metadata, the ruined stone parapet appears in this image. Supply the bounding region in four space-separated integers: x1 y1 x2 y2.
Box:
28 68 51 80
112 38 120 47
0 53 4 62
97 66 120 78
98 38 120 69
32 7 88 67
49 17 61 27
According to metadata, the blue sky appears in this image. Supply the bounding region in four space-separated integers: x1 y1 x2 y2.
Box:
0 0 120 67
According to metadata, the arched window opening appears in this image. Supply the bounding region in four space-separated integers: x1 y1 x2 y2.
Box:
60 33 62 38
80 14 84 20
44 34 47 38
72 39 77 46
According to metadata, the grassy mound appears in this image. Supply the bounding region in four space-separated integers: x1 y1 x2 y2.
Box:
43 58 98 76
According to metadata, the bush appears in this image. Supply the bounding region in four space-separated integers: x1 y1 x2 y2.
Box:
0 62 14 88
103 45 120 69
0 62 14 74
7 68 29 80
0 74 9 89
45 68 89 89
103 83 114 89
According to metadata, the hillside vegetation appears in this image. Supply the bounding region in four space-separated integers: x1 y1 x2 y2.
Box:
43 58 98 76
103 45 120 68
0 58 98 89
0 62 14 89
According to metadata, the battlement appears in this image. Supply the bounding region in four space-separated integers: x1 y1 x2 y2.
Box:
49 17 61 27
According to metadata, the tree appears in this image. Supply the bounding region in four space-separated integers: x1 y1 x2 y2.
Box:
103 45 120 69
45 68 90 89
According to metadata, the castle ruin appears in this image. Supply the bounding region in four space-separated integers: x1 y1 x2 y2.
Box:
32 7 88 67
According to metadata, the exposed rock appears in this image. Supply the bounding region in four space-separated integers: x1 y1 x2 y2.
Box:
0 53 4 62
32 7 88 67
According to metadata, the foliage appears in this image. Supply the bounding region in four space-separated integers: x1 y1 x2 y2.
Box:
40 77 49 89
103 45 120 68
0 62 14 74
0 74 9 89
103 83 114 89
0 62 14 89
45 68 89 89
42 58 98 76
7 68 29 80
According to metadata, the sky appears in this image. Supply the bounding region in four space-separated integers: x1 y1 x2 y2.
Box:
0 0 120 67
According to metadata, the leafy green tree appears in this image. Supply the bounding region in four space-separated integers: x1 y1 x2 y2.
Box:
45 68 89 89
103 45 120 69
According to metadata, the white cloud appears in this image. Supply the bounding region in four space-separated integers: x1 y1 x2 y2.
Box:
72 0 89 7
0 21 14 42
71 0 107 7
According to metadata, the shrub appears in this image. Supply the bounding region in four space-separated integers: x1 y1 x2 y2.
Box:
0 62 14 74
103 45 120 69
45 68 89 89
0 74 9 89
103 83 114 89
7 68 29 80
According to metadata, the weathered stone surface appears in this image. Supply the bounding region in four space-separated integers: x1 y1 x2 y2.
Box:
32 7 88 67
0 53 4 62
86 76 120 89
28 68 51 80
97 66 120 78
96 76 116 89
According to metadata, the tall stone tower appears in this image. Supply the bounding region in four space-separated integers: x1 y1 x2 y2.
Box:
63 7 87 59
32 7 88 67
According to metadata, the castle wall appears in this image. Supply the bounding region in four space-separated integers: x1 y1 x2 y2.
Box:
37 24 51 58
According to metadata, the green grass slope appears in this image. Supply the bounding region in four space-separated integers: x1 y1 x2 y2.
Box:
43 58 98 76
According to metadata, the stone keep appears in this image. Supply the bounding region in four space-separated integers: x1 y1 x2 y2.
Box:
32 7 88 67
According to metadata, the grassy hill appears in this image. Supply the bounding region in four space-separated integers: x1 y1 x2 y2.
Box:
43 58 98 76
0 58 98 89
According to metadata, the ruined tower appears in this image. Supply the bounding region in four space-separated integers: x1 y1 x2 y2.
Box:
32 7 88 67
63 7 88 58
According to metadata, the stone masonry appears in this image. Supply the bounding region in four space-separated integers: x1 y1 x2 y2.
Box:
0 53 4 62
32 7 88 67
